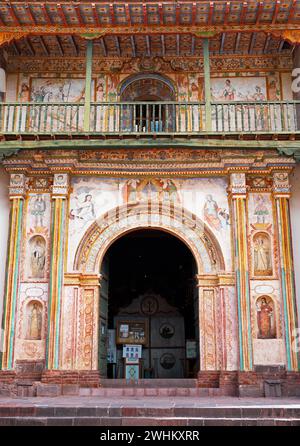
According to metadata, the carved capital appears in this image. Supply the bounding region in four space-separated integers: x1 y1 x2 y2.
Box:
9 173 27 198
0 32 28 47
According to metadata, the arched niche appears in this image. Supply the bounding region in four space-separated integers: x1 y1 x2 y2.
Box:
25 300 43 341
28 235 46 279
255 295 276 339
253 232 272 277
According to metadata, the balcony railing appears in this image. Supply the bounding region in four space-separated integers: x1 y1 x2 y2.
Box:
0 101 299 135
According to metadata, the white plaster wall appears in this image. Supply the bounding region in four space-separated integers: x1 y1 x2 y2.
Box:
0 167 9 337
290 163 300 319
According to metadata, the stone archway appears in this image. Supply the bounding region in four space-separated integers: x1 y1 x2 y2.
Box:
74 202 225 275
68 202 232 374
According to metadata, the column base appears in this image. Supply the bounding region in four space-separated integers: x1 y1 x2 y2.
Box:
197 367 300 397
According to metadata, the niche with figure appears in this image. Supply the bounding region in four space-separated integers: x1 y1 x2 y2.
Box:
26 300 43 340
253 232 272 277
256 296 276 339
28 235 46 279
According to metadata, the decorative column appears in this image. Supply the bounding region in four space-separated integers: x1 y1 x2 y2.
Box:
83 39 93 132
46 173 69 370
203 38 212 132
273 172 299 371
229 173 253 371
1 174 26 370
0 66 6 101
292 45 300 130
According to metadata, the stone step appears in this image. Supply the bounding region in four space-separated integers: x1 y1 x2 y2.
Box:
99 379 199 388
0 416 299 426
80 387 221 397
0 404 299 419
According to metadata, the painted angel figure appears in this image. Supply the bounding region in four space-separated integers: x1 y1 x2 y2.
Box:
70 194 96 223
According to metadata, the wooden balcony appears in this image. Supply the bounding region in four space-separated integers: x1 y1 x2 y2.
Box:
0 101 299 140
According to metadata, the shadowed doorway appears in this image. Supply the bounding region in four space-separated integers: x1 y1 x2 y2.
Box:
99 229 199 379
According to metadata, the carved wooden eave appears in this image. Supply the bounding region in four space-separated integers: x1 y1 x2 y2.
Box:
0 32 28 47
1 139 300 164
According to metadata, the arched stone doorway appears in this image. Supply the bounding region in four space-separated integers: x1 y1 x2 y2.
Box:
99 228 199 379
119 73 176 132
72 202 230 377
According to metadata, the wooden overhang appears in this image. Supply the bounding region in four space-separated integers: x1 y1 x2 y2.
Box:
0 1 300 54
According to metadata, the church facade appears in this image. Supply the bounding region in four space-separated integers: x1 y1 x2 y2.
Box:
0 1 300 396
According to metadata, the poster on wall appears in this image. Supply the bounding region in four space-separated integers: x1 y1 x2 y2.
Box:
123 344 142 359
186 340 197 359
107 329 117 364
125 364 140 380
116 320 148 345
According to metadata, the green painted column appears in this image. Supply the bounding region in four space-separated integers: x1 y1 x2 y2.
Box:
203 38 212 132
83 39 93 132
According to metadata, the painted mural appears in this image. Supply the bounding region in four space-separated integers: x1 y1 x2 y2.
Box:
211 76 267 102
67 176 232 272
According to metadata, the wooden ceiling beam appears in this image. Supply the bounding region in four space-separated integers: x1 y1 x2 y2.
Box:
125 3 131 26
288 0 297 23
272 1 280 25
175 3 180 26
25 37 35 56
100 37 107 57
176 34 180 56
278 39 285 52
208 1 214 26
224 2 230 26
263 33 271 53
92 4 100 27
70 35 79 56
26 5 36 25
240 1 248 24
110 3 116 26
8 5 21 26
130 35 136 57
42 5 52 25
158 3 163 25
191 35 195 55
192 2 196 26
146 35 151 56
143 4 148 25
57 4 68 27
220 32 226 54
39 36 50 56
249 32 257 54
161 34 165 56
74 6 84 26
12 41 20 56
115 36 121 56
55 35 64 56
235 32 241 53
256 2 264 25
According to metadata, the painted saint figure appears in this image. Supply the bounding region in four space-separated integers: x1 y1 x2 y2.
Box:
257 297 275 339
31 195 46 227
222 79 236 101
254 194 269 224
161 179 179 202
30 237 46 279
27 303 42 340
203 194 222 231
254 234 272 276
